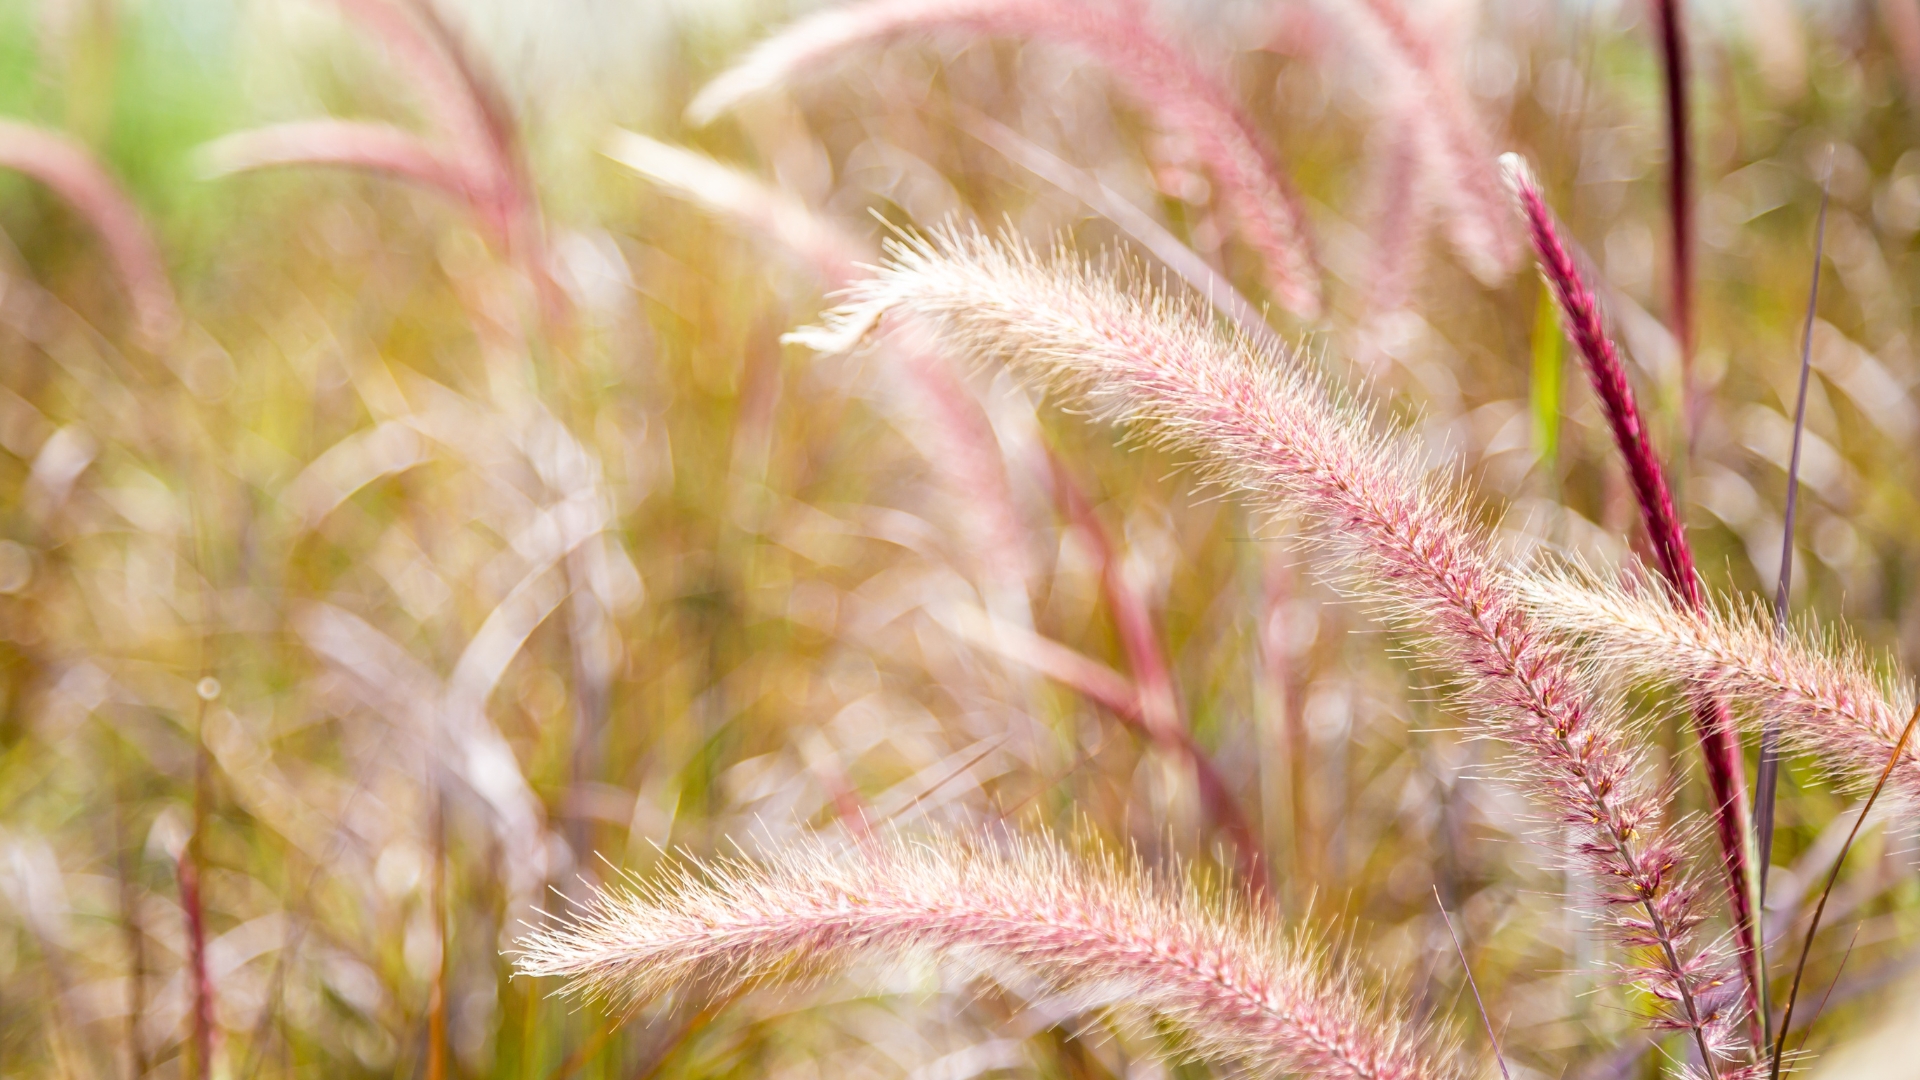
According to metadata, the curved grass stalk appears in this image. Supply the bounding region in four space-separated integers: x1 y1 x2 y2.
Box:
199 120 475 202
0 119 179 344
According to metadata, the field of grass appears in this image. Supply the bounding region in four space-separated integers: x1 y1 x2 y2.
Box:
2 0 1919 1077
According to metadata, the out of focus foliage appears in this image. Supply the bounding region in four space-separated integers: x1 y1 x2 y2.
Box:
0 0 1917 1077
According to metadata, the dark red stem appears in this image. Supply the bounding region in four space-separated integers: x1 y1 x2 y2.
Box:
177 850 215 1080
1654 0 1695 423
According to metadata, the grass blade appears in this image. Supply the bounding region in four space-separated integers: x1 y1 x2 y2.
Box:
1530 280 1563 485
1435 888 1510 1080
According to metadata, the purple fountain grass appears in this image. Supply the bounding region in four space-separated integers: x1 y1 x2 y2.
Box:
1502 157 1694 602
330 0 494 159
175 841 215 1080
1367 106 1430 311
793 227 1751 1072
602 130 870 289
329 0 534 250
1339 0 1520 283
687 0 1322 318
518 832 1459 1080
0 119 179 344
1520 572 1920 808
1503 153 1762 1043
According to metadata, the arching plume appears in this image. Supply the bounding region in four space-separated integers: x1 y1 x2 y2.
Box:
519 831 1460 1080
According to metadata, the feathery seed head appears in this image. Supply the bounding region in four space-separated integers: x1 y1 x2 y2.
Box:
517 831 1461 1080
1521 567 1920 806
1503 153 1761 1041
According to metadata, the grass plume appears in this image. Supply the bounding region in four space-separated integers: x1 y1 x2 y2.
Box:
0 118 179 344
518 831 1460 1080
1520 571 1920 806
1340 0 1520 282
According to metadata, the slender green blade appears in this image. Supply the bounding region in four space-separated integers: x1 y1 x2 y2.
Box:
1531 281 1565 481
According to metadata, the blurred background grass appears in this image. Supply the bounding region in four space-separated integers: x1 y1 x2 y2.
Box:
0 0 1918 1076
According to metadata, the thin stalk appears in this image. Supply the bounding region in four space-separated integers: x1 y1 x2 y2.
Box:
1047 454 1269 892
1768 702 1920 1079
1653 0 1695 429
181 721 215 1080
115 760 148 1080
1793 923 1861 1062
426 772 449 1080
1435 888 1510 1080
1262 558 1313 884
1756 166 1831 921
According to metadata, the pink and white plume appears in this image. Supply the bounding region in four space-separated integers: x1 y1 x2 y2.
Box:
1327 0 1520 282
1521 569 1920 807
517 831 1459 1080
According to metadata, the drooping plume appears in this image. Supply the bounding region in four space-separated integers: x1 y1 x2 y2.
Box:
1520 570 1920 806
689 0 1322 318
794 228 1748 1070
518 831 1459 1080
